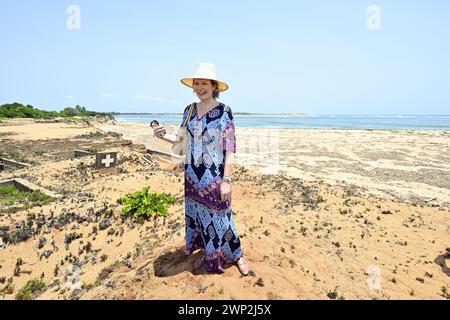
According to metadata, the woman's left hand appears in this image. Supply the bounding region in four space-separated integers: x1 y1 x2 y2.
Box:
220 181 231 202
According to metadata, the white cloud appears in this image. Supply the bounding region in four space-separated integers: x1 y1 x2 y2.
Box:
66 95 75 100
135 94 151 101
103 93 116 97
135 94 178 105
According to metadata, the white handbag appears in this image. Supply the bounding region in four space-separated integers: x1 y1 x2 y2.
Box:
172 102 195 156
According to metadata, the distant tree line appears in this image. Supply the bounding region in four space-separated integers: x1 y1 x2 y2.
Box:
0 103 114 119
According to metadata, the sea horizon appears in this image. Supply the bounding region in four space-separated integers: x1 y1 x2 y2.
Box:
114 113 450 130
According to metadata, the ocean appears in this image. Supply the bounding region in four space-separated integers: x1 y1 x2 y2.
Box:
115 114 450 130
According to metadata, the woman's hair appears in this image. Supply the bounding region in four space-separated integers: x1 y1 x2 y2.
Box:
210 80 220 99
193 79 220 99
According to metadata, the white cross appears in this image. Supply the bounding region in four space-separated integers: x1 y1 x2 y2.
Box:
101 154 115 167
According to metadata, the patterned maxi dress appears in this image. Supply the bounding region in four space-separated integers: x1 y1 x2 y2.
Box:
182 102 243 273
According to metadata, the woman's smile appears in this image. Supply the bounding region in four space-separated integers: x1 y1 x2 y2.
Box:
193 79 215 100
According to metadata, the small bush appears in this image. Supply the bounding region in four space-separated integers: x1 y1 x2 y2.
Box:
0 283 15 296
15 278 47 300
118 186 176 220
98 260 125 281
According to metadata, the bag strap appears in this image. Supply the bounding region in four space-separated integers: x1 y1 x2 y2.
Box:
182 102 196 127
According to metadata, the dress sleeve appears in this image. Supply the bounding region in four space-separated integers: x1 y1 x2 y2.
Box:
221 106 236 153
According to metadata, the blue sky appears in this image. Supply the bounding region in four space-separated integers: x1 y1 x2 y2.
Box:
1 1 449 114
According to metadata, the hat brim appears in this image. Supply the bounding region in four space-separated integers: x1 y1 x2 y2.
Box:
180 78 229 92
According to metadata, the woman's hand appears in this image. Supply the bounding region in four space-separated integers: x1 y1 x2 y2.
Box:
220 181 231 202
153 125 166 139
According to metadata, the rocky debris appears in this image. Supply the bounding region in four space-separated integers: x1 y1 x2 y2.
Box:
171 222 182 233
69 288 83 300
95 205 114 219
40 250 53 260
264 175 324 211
36 214 46 229
0 226 9 241
14 258 24 276
7 227 35 245
254 278 265 287
64 233 83 250
51 239 59 252
289 259 297 268
36 211 95 231
83 241 92 253
37 236 47 249
98 260 125 281
197 284 212 294
99 219 112 231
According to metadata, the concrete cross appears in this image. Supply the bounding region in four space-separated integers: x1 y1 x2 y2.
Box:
101 154 115 168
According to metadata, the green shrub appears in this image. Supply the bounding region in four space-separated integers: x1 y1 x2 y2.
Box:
0 184 54 212
118 187 176 220
15 278 47 300
0 283 15 296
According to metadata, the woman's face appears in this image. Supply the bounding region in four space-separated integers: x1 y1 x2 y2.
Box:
193 78 215 101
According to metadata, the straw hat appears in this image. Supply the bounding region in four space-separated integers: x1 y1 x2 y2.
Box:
180 62 229 92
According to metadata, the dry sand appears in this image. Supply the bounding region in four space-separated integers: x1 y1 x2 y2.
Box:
99 121 450 209
0 118 449 300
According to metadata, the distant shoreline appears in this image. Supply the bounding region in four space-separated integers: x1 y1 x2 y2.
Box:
116 112 308 117
112 113 450 130
115 113 450 117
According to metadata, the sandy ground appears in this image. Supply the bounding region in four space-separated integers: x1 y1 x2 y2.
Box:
100 121 450 209
0 118 449 300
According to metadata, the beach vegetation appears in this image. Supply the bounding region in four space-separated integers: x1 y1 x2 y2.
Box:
0 102 114 119
326 288 345 300
0 149 30 164
94 278 101 287
118 186 177 220
0 283 15 296
441 286 450 299
133 243 143 259
0 184 54 213
98 260 125 281
15 278 47 300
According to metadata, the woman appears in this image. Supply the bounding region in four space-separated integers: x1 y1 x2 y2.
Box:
152 62 250 276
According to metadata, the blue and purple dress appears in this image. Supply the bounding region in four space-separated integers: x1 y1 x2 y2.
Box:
182 102 243 273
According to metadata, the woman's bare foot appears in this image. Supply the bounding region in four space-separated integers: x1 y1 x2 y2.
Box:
236 257 250 276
